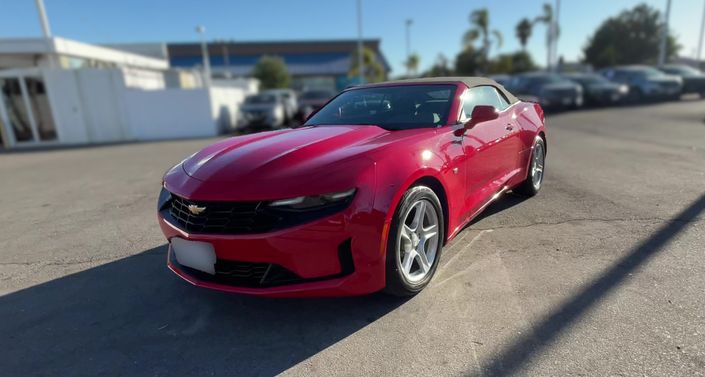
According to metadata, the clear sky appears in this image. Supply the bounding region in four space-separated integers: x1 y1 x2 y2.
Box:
0 0 702 75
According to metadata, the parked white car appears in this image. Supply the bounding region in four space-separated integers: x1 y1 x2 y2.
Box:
238 93 287 129
262 89 298 123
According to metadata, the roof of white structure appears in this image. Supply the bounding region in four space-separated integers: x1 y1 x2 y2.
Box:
0 37 168 70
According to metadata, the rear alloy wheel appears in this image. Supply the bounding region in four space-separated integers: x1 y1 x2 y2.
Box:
515 136 546 196
385 186 444 296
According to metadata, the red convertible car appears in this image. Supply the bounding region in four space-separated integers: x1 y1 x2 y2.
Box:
158 77 546 297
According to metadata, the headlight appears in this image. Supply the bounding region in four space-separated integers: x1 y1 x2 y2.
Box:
269 188 356 210
618 85 629 94
158 186 172 211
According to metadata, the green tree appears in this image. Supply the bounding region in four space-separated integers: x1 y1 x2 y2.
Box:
423 54 454 77
488 51 537 74
404 53 421 76
509 51 537 73
583 3 680 68
515 18 533 50
252 55 290 89
463 8 503 72
349 47 386 83
455 47 483 75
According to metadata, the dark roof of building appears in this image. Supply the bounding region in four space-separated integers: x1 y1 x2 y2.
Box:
356 76 520 104
168 39 384 56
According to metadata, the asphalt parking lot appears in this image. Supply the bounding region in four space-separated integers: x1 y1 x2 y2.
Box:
1 100 704 377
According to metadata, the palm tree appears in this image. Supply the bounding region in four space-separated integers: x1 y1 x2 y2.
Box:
404 53 420 77
515 18 533 50
463 8 503 72
534 3 559 70
349 47 385 83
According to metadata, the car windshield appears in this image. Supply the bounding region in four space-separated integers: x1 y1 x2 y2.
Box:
661 65 702 76
634 68 666 79
301 90 334 100
245 94 276 104
304 84 456 130
570 74 611 85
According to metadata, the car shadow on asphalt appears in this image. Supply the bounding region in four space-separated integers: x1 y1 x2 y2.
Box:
0 245 408 376
476 193 705 377
469 192 531 226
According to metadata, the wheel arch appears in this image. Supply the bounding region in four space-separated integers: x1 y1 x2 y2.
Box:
538 130 547 155
406 175 450 245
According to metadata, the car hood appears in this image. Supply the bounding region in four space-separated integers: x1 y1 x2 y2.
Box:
183 125 393 184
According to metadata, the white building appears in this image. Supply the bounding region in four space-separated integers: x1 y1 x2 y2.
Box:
0 36 257 150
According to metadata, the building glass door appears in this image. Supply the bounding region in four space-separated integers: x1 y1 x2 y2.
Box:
0 71 57 148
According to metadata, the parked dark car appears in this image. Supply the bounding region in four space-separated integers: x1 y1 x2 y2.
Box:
297 89 336 120
599 65 682 102
657 64 705 97
563 73 628 106
506 72 583 109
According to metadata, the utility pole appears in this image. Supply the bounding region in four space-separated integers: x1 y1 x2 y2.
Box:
658 0 672 66
356 0 365 84
405 19 413 76
34 0 56 68
698 0 705 63
35 0 52 38
553 0 561 72
196 25 212 87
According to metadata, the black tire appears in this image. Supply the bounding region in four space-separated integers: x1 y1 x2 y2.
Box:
384 186 445 296
515 136 546 197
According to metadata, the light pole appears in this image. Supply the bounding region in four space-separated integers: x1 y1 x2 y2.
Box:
658 0 672 66
34 0 56 68
196 25 212 87
698 0 705 63
552 0 561 72
356 0 365 84
405 19 413 76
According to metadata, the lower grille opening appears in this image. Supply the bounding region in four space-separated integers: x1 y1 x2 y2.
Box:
170 238 356 288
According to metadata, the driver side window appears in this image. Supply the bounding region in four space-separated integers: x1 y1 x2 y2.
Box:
459 86 510 122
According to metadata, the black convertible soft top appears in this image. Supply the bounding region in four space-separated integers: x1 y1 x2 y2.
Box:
355 76 520 104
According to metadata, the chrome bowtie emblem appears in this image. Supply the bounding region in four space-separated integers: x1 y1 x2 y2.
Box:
187 204 206 215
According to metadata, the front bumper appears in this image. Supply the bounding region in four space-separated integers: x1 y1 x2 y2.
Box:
158 203 388 297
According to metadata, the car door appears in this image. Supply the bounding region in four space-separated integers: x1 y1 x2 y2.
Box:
460 86 521 213
489 86 524 176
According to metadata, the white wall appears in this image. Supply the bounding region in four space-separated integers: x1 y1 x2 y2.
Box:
211 77 259 95
208 87 247 133
123 88 217 140
122 67 166 90
40 68 246 145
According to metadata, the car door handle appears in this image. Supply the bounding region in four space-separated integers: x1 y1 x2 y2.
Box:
505 124 514 131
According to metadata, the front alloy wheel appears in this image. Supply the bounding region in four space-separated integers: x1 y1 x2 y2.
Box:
516 136 546 196
385 186 444 296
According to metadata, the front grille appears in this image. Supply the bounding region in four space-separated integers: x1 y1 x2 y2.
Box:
213 260 302 287
162 192 351 235
168 195 277 234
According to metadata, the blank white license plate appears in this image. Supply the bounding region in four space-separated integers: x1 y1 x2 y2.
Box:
171 238 216 275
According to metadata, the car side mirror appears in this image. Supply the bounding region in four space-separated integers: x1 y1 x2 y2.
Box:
454 105 499 136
